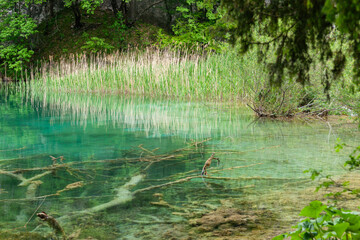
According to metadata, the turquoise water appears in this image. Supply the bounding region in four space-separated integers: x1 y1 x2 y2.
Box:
0 91 359 239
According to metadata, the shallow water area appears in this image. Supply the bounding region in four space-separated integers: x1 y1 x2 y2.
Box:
0 91 359 239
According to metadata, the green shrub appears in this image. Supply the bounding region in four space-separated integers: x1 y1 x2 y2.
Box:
81 37 114 53
274 201 360 240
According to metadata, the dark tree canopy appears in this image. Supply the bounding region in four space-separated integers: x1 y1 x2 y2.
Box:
221 0 360 90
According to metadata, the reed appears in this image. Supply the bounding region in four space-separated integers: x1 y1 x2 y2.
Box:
28 47 352 117
28 48 270 102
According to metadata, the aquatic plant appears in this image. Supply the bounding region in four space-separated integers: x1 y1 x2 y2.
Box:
274 201 360 240
274 142 360 240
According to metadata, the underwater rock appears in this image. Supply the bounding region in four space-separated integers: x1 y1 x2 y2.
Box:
189 207 273 236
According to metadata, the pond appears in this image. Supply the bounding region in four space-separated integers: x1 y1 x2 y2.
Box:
0 90 359 239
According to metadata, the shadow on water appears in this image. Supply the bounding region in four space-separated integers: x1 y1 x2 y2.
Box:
0 90 359 239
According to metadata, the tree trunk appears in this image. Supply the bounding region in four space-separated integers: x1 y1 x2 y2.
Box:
48 0 55 18
71 1 83 29
164 0 173 32
110 0 119 17
129 0 136 23
119 0 129 26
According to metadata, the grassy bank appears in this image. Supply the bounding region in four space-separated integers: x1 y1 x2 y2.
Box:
29 48 260 99
29 48 300 99
22 46 358 118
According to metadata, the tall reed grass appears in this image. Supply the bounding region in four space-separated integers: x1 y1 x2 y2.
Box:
26 47 354 116
28 48 270 101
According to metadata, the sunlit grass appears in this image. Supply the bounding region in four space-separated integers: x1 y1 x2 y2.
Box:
28 48 269 102
24 47 357 116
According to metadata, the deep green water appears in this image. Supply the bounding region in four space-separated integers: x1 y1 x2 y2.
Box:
0 91 359 239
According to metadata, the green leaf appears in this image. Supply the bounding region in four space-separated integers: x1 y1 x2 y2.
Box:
306 0 313 9
288 229 303 240
299 201 327 219
272 234 285 240
304 169 321 181
322 231 338 239
332 222 349 238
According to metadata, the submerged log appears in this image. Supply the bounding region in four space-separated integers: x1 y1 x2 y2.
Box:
26 181 43 199
78 174 145 214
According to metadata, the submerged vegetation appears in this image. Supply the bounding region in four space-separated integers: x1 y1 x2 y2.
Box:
2 92 358 239
0 133 283 239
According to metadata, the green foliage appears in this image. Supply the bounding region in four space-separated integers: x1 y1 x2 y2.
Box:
304 142 360 198
29 49 262 100
64 0 103 14
81 37 114 53
158 0 226 52
278 143 360 239
221 0 360 90
345 146 360 170
335 138 347 152
111 12 127 49
304 169 322 181
246 79 307 117
322 0 360 84
274 201 360 240
0 1 40 72
299 200 327 219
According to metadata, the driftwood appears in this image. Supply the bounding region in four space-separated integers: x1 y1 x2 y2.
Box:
201 153 220 175
0 146 26 152
0 138 275 239
37 212 66 238
59 160 262 218
0 169 52 199
80 174 144 214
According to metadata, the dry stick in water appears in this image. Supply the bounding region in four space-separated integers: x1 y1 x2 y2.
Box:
37 212 66 238
75 162 262 214
201 153 220 176
0 169 52 186
0 146 26 152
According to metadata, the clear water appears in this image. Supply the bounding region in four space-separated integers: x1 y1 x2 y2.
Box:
0 91 359 239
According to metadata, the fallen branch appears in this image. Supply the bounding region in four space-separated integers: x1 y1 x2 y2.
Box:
138 144 156 155
78 163 265 212
133 175 202 195
77 174 145 214
37 181 84 198
0 169 26 182
173 138 211 153
201 153 220 175
18 171 52 187
0 154 50 163
0 169 52 187
37 212 66 238
0 146 26 152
